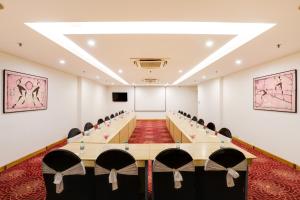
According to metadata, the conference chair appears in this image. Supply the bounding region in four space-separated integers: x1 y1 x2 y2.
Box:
104 116 110 121
119 111 122 115
115 112 119 117
152 148 196 200
218 128 232 138
192 116 197 122
206 122 216 131
199 148 247 200
97 118 104 125
187 114 191 119
94 149 139 200
197 119 205 126
183 112 187 117
42 149 94 200
84 122 94 132
67 128 82 139
110 114 115 119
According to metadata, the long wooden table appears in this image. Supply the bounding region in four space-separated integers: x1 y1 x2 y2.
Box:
70 112 136 144
166 112 227 143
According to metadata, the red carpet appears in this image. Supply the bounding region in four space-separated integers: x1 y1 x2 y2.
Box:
0 120 299 200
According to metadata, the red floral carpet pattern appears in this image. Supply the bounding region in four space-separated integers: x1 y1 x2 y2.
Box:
129 120 174 143
0 121 299 200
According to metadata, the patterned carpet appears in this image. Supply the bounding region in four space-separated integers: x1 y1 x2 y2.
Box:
0 120 299 199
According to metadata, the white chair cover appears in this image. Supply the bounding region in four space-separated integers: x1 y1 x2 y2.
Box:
217 133 232 143
42 161 86 193
67 134 83 143
153 160 195 189
83 128 94 136
94 163 138 191
204 159 247 187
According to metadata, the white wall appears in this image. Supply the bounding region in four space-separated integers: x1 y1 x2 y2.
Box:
197 78 222 128
0 52 78 166
79 78 108 127
198 52 300 165
107 86 198 119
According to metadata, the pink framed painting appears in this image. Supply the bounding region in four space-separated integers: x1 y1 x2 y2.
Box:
3 70 48 113
253 69 297 113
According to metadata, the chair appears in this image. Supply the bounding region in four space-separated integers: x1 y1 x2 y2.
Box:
42 149 94 200
94 149 139 200
67 128 82 139
199 148 247 200
115 112 119 117
206 122 216 131
187 114 191 119
119 111 122 115
84 122 94 131
110 114 115 119
104 116 110 121
183 112 187 117
192 116 197 122
197 119 204 126
152 148 196 200
218 128 232 138
97 118 104 125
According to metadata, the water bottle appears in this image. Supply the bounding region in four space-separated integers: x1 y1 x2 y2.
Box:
124 141 129 151
176 140 180 149
80 141 85 154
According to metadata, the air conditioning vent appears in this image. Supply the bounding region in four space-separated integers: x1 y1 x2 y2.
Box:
143 78 159 84
131 58 168 69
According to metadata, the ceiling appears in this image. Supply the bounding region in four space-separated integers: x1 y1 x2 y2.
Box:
0 0 300 86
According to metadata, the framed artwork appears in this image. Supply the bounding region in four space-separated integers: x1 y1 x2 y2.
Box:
253 69 297 113
3 70 48 113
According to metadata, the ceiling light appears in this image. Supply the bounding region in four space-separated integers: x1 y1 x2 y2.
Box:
25 22 275 85
96 76 100 79
205 40 214 47
178 70 183 73
202 75 207 79
87 39 96 47
118 69 123 74
111 82 115 85
59 60 65 64
235 59 242 65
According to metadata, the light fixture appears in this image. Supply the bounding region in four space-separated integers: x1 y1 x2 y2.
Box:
202 75 207 79
118 69 123 74
59 59 65 64
205 40 214 47
25 22 275 85
87 39 96 47
96 76 100 79
178 70 183 73
235 59 242 65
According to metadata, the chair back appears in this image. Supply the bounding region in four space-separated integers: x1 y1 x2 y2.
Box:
198 119 204 126
110 114 115 119
97 118 104 125
183 112 187 116
67 128 81 139
115 112 119 116
206 122 216 131
187 114 191 119
192 116 197 122
152 148 196 200
84 122 94 131
104 116 110 121
198 148 247 200
43 149 94 200
94 149 139 200
218 128 232 138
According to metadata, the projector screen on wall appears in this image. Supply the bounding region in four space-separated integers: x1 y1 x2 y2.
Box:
134 86 166 112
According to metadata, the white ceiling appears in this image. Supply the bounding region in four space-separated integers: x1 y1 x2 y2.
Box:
0 0 300 86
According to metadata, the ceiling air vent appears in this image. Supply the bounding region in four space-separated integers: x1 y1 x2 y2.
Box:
143 78 159 84
131 58 168 69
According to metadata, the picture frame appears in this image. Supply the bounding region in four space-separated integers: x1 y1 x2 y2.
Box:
253 69 297 113
3 70 48 113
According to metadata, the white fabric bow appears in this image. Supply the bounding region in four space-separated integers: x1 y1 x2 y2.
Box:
204 159 247 187
42 162 86 193
94 163 138 191
153 160 195 189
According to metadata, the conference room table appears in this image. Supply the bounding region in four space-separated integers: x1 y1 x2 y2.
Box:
61 112 255 200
